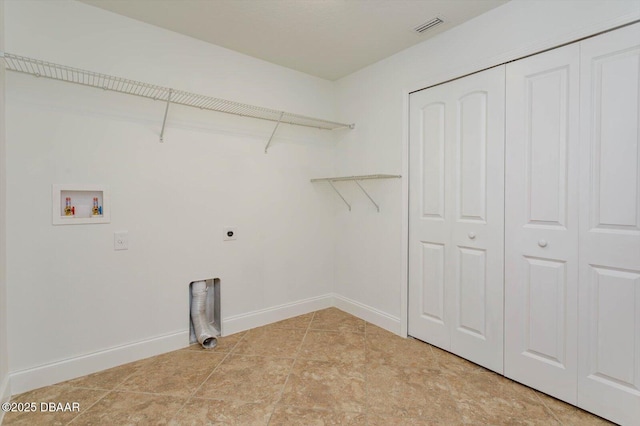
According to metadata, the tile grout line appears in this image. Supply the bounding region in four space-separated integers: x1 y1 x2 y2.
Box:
273 402 363 414
64 315 323 425
266 310 316 426
426 342 472 424
15 310 602 425
440 348 465 424
167 332 249 424
532 390 564 425
111 359 157 393
64 362 150 425
64 389 113 425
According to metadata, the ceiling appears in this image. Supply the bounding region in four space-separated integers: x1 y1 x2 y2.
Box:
78 0 508 81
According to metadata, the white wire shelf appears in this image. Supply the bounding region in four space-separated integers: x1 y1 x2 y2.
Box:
1 52 354 148
311 174 401 212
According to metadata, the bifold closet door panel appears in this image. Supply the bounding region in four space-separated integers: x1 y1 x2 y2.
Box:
409 82 454 350
448 67 505 374
504 43 580 404
409 66 505 373
578 22 640 426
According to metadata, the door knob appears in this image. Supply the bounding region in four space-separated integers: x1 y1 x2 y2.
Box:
538 239 548 248
468 232 476 240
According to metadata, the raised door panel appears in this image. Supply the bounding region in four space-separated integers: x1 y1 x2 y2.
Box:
456 247 487 338
505 43 580 404
591 52 640 231
523 257 567 366
449 66 505 374
420 242 446 324
587 267 640 391
527 70 568 227
579 23 640 426
422 103 446 219
408 84 453 349
457 92 487 223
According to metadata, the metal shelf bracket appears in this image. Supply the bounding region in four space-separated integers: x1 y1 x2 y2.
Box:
328 181 351 211
354 180 380 212
310 174 401 212
160 89 173 143
264 111 284 153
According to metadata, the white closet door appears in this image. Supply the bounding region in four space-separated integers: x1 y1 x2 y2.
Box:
409 82 452 350
578 23 640 426
409 66 505 373
504 44 580 403
448 68 505 373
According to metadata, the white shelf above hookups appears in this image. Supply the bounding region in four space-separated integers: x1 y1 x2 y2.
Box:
1 52 354 151
310 174 401 212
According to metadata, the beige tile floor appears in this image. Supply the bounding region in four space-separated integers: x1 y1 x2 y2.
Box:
3 308 612 425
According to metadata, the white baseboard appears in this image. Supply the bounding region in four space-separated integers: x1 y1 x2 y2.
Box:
9 330 188 395
8 292 401 396
222 294 333 335
0 374 11 424
332 293 402 335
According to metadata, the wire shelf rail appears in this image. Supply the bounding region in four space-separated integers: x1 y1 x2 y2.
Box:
1 52 354 148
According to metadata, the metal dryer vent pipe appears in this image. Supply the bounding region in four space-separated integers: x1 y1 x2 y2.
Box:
191 280 218 349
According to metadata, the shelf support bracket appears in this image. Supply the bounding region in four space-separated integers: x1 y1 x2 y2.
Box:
328 181 351 211
264 111 284 153
354 180 380 212
160 89 173 143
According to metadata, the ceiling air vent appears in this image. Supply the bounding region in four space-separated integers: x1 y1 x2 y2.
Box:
414 17 444 34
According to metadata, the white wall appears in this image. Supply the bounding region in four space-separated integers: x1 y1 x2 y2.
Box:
0 0 11 416
5 0 339 393
6 0 640 397
333 0 640 334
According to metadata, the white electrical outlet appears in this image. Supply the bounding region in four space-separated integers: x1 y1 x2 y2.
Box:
114 231 128 250
223 227 237 241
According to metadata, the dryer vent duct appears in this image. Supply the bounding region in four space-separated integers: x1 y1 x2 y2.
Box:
190 280 219 349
